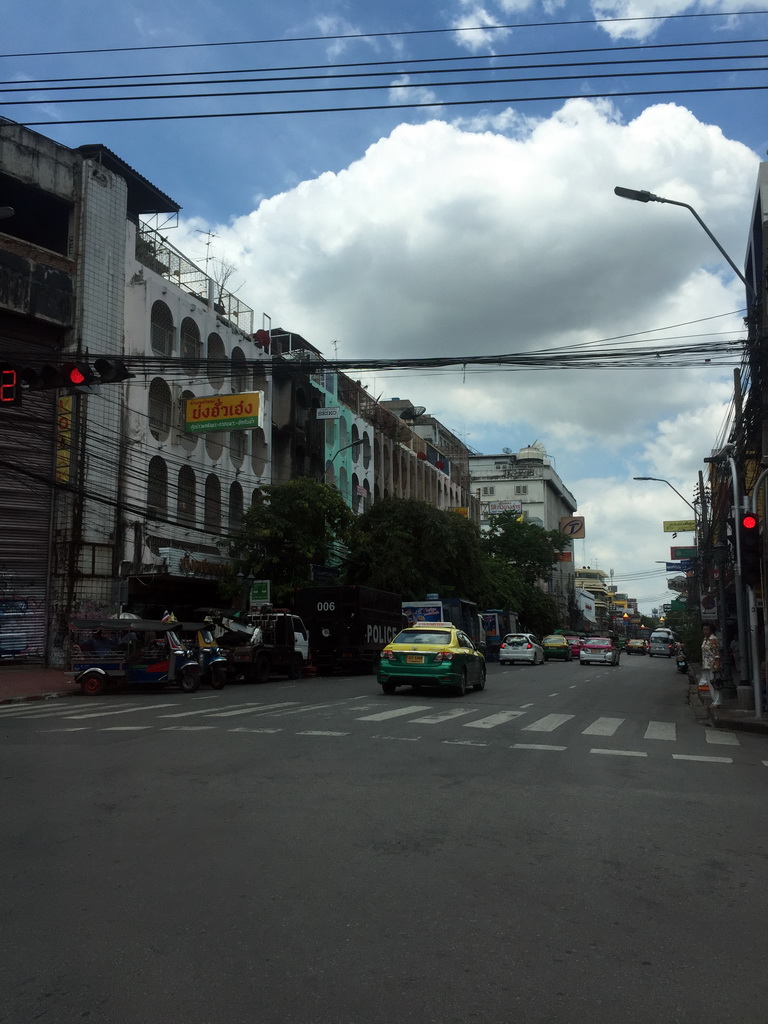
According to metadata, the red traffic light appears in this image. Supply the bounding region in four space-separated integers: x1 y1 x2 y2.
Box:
62 362 94 387
742 513 759 530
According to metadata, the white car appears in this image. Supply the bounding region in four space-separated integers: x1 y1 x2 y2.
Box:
579 637 620 666
499 633 544 665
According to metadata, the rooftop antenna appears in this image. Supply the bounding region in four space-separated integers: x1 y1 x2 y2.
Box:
196 229 218 268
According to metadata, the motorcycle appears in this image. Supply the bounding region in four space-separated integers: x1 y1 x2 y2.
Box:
675 647 688 674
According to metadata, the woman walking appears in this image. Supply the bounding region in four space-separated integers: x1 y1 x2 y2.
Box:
701 623 722 707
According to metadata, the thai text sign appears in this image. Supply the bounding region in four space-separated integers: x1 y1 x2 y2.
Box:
663 520 696 533
185 392 262 433
489 500 523 515
670 546 697 560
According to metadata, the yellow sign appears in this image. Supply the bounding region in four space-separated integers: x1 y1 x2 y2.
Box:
55 395 73 483
663 520 696 533
451 507 469 517
560 516 585 538
185 391 262 433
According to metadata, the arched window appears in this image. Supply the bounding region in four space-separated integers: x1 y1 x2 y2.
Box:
207 333 226 390
147 456 167 519
151 300 174 356
204 474 221 533
230 430 247 470
177 466 196 526
351 472 360 513
180 317 202 373
351 423 360 463
229 481 244 532
178 389 198 453
148 378 172 441
205 432 224 462
362 430 372 470
231 346 247 393
251 427 267 476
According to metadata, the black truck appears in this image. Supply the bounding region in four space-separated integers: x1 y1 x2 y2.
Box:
294 585 404 675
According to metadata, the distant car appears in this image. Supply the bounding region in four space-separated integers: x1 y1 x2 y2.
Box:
648 631 676 657
541 635 573 661
561 635 583 656
625 639 647 655
377 624 486 696
579 637 620 666
499 633 544 665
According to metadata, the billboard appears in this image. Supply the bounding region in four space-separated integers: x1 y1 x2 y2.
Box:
488 500 523 515
663 520 696 533
560 516 585 538
185 392 262 433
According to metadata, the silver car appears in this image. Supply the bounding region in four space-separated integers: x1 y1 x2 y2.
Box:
499 633 544 665
579 637 620 667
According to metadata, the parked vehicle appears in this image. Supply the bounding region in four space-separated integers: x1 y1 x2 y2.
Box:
499 633 544 665
481 610 519 662
541 635 572 661
179 622 227 688
579 637 620 666
294 585 404 675
625 639 647 655
70 618 201 695
204 608 309 682
402 598 486 655
378 622 486 696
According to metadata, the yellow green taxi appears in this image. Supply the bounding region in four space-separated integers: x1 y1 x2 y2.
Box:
541 635 573 661
377 623 486 696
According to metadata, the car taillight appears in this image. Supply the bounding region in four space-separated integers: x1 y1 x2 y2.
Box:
434 652 454 662
500 643 506 649
526 643 532 649
382 650 395 661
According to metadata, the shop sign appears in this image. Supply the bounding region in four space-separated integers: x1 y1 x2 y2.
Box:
185 392 262 433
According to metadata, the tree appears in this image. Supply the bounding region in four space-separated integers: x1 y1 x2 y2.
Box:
344 498 492 601
225 478 354 604
483 512 568 584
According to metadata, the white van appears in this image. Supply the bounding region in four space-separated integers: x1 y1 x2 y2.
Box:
648 630 676 657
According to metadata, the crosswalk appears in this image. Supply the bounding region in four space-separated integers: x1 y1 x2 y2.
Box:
0 694 764 764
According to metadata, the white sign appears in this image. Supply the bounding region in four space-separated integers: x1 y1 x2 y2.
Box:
316 407 340 420
488 500 523 515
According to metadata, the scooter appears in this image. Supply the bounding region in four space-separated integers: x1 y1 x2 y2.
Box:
676 649 688 674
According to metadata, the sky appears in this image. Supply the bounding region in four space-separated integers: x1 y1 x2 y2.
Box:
1 0 766 613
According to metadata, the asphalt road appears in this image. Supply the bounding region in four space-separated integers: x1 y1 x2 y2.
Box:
2 654 767 1024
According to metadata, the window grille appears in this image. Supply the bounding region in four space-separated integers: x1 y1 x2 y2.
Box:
147 456 168 518
150 300 174 356
180 317 202 373
177 467 196 525
204 474 221 533
148 378 172 441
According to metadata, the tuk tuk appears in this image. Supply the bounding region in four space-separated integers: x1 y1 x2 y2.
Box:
70 619 202 696
178 621 227 689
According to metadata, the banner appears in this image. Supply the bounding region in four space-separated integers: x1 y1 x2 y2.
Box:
185 391 262 433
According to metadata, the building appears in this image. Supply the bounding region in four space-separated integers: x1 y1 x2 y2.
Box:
573 567 611 629
469 442 578 622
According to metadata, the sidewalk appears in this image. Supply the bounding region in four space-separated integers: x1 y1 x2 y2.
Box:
0 665 78 704
690 671 768 736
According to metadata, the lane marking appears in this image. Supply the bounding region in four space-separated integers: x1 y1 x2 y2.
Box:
522 713 574 733
1 702 134 718
548 692 559 697
408 708 477 725
65 702 179 720
357 705 431 722
705 730 740 746
158 702 265 719
160 725 216 731
590 748 647 757
372 734 420 741
102 726 152 731
512 743 566 751
206 702 301 718
296 730 349 736
39 727 90 732
229 727 283 734
520 703 534 709
443 739 489 747
463 710 525 729
644 721 676 741
672 754 733 763
582 717 624 737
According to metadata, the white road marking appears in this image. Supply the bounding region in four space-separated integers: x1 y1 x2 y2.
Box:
522 713 574 732
160 725 216 731
408 708 477 724
158 702 265 719
512 743 566 751
261 701 349 717
582 717 624 737
463 710 526 729
590 748 647 757
443 739 489 747
548 693 559 697
65 703 179 720
40 727 90 732
705 730 740 746
357 705 431 722
229 727 283 734
206 702 301 718
1 702 134 718
102 726 152 731
372 735 421 741
644 721 677 741
569 685 577 689
672 754 733 763
296 730 349 736
520 703 534 709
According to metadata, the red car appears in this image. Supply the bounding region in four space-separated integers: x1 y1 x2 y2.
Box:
561 635 583 657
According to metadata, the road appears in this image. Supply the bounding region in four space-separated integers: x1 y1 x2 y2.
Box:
2 653 766 1024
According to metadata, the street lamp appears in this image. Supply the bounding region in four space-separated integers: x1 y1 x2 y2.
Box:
331 438 364 464
613 186 756 306
632 476 696 514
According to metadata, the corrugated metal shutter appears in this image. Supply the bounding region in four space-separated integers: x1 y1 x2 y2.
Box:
0 388 55 663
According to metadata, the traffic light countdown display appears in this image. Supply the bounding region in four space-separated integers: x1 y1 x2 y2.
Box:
739 512 761 588
0 359 132 406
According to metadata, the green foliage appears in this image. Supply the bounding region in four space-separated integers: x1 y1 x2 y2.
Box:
225 478 354 602
483 513 567 584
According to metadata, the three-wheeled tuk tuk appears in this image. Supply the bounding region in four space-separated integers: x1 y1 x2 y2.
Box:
70 619 202 696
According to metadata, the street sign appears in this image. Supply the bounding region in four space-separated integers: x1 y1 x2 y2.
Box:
316 407 340 420
670 546 697 560
559 516 585 538
663 520 696 533
665 562 683 571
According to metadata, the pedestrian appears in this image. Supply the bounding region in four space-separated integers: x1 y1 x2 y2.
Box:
700 623 722 707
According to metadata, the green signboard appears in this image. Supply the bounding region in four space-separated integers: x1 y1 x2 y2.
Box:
670 546 697 560
249 580 270 607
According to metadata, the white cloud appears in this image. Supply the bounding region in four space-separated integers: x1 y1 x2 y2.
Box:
388 75 442 109
589 0 745 41
175 97 759 611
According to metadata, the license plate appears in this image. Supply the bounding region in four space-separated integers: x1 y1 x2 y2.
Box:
406 654 424 664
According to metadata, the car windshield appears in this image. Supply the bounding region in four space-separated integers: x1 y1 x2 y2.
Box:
503 636 527 646
393 629 452 645
543 636 564 644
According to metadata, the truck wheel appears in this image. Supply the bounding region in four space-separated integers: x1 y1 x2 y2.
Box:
286 654 303 680
210 664 226 689
254 654 271 684
179 666 201 693
80 671 105 696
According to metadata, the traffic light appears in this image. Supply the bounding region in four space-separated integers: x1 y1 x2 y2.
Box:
0 364 21 406
93 357 133 383
739 512 761 587
62 362 95 387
